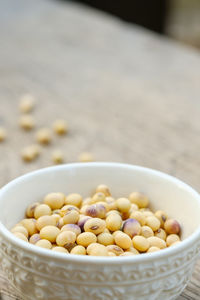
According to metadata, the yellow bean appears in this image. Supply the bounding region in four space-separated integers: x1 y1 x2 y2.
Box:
77 232 97 247
114 232 132 249
65 193 82 207
63 210 79 225
56 231 76 247
52 246 69 253
140 226 154 238
116 198 131 213
36 215 56 231
53 120 68 135
147 236 166 249
166 234 180 246
147 246 160 253
84 218 106 235
70 245 86 255
35 239 52 249
11 225 28 238
96 184 111 196
0 127 6 142
97 232 114 246
44 193 65 209
13 232 28 242
146 216 160 231
106 214 122 232
40 225 60 243
132 236 150 252
20 219 38 236
154 228 166 240
129 192 149 208
87 243 108 256
34 204 51 219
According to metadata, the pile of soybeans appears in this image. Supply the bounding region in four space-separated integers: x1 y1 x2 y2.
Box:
11 184 181 256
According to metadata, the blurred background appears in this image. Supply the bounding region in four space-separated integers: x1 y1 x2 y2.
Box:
0 0 200 189
1 1 200 298
67 0 200 49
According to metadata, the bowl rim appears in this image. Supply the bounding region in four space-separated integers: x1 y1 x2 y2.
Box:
0 162 200 265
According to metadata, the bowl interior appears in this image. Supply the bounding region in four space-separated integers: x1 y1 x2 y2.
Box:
0 163 200 240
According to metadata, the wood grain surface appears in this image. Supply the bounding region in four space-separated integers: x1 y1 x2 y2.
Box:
1 0 200 299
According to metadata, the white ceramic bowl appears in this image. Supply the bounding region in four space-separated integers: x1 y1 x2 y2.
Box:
0 163 200 300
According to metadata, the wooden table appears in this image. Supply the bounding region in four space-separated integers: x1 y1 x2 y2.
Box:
1 0 200 298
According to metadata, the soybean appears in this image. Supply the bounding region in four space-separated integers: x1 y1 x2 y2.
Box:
77 232 97 247
84 218 106 235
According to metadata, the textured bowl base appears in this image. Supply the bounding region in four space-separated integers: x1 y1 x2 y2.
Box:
1 273 191 300
13 291 183 300
0 243 197 300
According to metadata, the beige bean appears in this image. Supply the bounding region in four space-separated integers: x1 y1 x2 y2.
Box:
65 193 82 207
147 236 166 249
166 234 180 246
106 245 124 256
26 202 40 218
129 192 149 208
77 232 97 247
106 214 122 232
91 192 106 204
13 232 28 242
52 246 69 253
44 193 65 209
147 246 160 253
36 215 56 231
60 205 79 216
84 218 106 235
21 145 40 162
87 243 108 256
97 232 114 246
35 239 52 249
126 247 139 255
146 216 160 231
0 127 6 142
19 115 35 130
154 228 166 240
105 197 117 210
40 225 60 243
11 225 28 238
20 219 38 236
70 245 86 255
130 211 146 226
29 233 41 244
34 204 51 219
36 128 51 145
96 184 111 196
56 231 76 247
53 120 68 135
154 210 168 228
140 226 154 238
114 232 132 249
52 150 64 164
132 236 150 252
63 210 79 225
116 198 131 213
